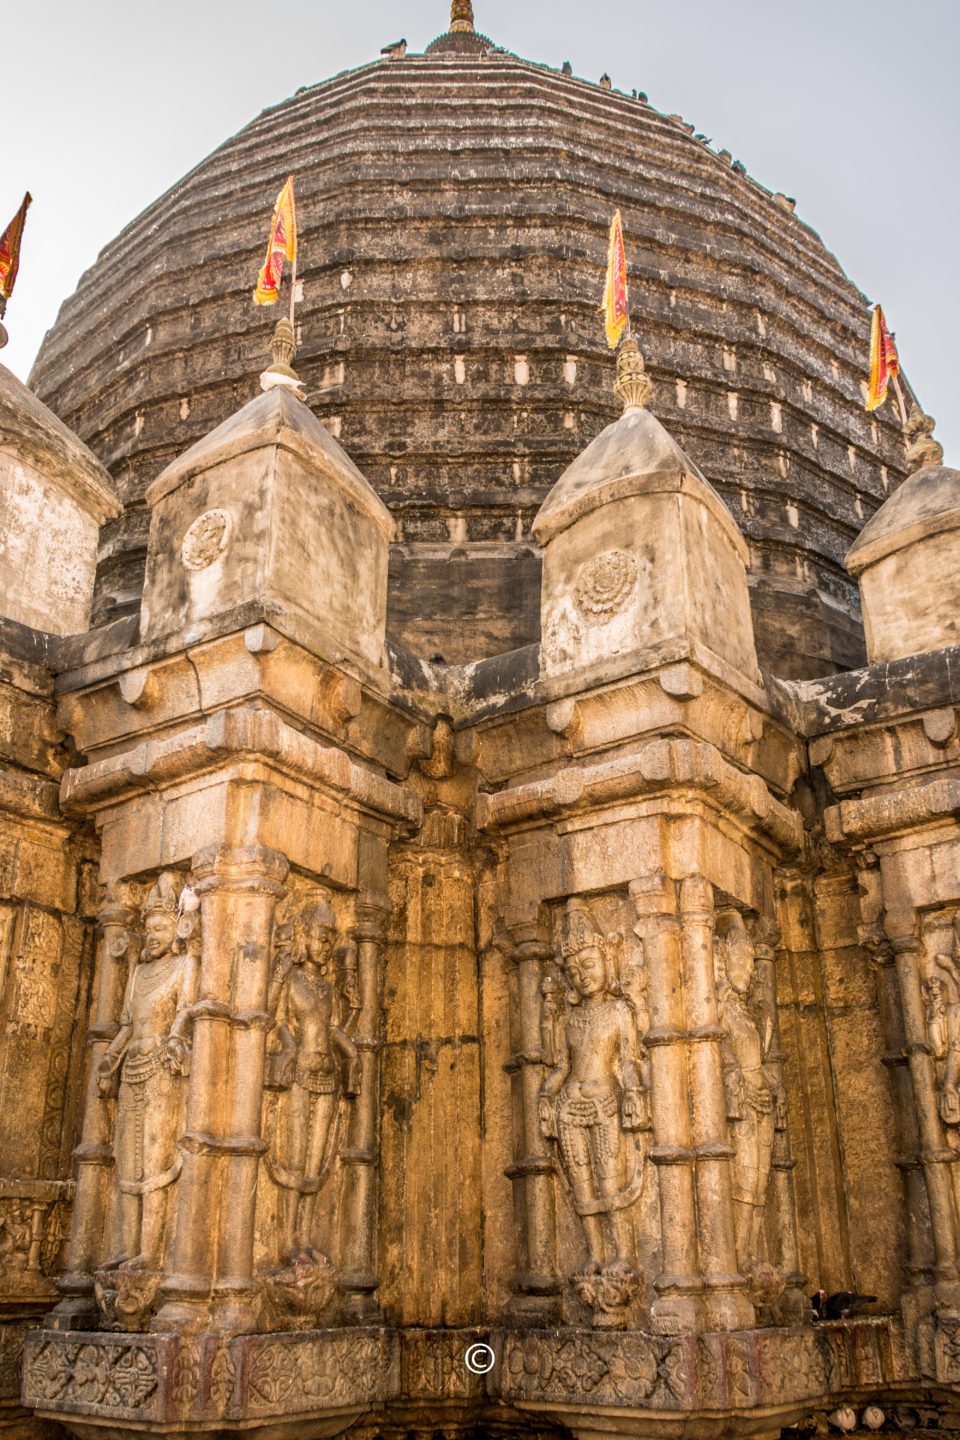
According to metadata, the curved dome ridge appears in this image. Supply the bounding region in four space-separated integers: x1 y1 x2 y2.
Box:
30 36 913 677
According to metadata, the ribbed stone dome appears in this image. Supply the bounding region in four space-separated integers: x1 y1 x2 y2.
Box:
29 15 911 677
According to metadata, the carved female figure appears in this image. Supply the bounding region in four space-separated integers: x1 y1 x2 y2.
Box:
97 874 199 1272
924 912 960 1127
715 909 776 1273
266 892 360 1253
538 898 649 1306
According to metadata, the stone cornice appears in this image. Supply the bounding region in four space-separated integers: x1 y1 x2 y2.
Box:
476 735 802 852
825 769 960 846
59 705 421 828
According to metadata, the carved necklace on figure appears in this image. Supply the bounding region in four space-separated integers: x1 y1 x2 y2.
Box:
135 951 181 995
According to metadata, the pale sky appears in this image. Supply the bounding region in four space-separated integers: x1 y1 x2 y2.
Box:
6 0 958 455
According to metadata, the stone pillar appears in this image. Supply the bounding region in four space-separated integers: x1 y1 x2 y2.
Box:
50 888 137 1329
679 879 752 1330
504 922 563 1320
339 894 389 1320
753 918 806 1320
153 845 288 1334
630 876 701 1333
885 906 960 1314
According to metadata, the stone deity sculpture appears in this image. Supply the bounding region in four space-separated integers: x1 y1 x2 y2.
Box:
95 873 199 1323
265 892 360 1257
715 910 777 1275
538 897 650 1325
923 912 960 1128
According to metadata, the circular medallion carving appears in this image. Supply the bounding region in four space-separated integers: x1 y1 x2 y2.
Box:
573 549 638 622
180 509 233 571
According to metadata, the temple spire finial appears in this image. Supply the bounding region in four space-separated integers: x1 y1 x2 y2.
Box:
450 0 474 32
260 317 304 396
614 336 653 412
904 406 944 471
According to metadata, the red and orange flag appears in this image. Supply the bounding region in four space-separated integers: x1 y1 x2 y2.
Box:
865 304 900 412
602 209 629 349
0 192 32 305
253 177 297 306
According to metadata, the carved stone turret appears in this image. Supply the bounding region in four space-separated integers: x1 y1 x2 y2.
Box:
847 410 960 661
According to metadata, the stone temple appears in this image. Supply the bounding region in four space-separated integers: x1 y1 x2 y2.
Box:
1 4 960 1439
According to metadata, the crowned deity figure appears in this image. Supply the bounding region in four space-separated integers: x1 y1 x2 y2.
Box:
715 910 778 1274
97 874 199 1276
923 912 960 1130
538 898 649 1321
265 892 360 1256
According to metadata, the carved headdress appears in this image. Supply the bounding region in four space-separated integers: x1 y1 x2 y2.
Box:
300 890 337 933
141 872 180 920
559 897 606 958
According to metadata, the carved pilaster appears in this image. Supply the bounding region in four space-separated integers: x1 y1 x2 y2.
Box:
752 915 806 1321
49 889 137 1330
629 876 702 1334
153 845 288 1335
682 881 752 1331
502 921 563 1320
339 895 390 1320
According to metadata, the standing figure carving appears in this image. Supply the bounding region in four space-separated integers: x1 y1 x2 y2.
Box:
715 910 777 1276
263 891 359 1322
95 873 199 1326
538 897 651 1326
923 912 960 1129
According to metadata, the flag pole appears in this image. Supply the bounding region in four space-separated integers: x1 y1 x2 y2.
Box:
289 249 297 333
891 373 908 428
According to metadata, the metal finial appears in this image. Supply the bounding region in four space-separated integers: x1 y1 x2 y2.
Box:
450 0 474 32
260 317 303 394
614 337 652 411
904 406 944 471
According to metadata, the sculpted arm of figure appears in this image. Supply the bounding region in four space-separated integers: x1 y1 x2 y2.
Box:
268 982 298 1090
618 1004 650 1131
333 1025 361 1096
719 1032 743 1120
538 1025 570 1139
98 971 135 1095
165 950 200 1075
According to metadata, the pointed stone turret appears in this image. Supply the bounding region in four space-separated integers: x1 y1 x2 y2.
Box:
140 386 395 666
426 0 492 54
847 408 960 662
533 343 760 688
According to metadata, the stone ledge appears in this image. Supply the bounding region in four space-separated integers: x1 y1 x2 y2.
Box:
495 1318 906 1419
22 1320 909 1435
23 1327 398 1429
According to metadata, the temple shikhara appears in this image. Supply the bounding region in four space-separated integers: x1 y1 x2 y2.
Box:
2 5 960 1439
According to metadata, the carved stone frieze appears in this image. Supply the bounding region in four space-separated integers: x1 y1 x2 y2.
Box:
0 1180 72 1294
23 1327 399 1424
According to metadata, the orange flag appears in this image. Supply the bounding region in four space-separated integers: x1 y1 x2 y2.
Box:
0 192 32 305
865 304 900 412
253 177 297 306
602 210 629 349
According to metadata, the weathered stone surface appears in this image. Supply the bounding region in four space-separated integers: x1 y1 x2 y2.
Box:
5 11 960 1440
0 363 119 636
